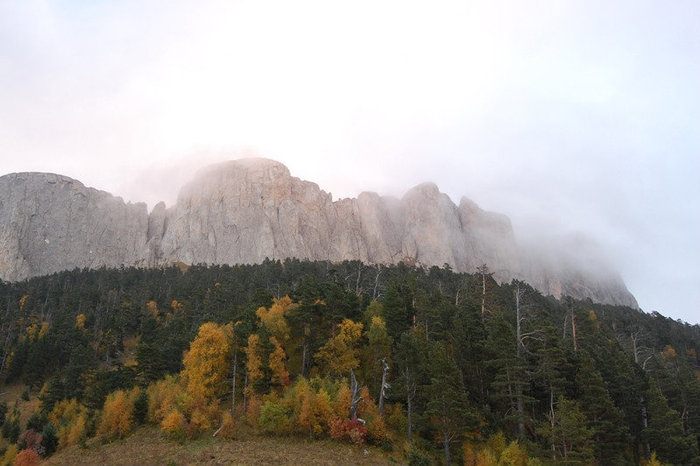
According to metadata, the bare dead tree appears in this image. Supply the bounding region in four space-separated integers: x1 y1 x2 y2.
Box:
378 358 390 416
372 265 383 300
349 368 365 423
476 264 491 318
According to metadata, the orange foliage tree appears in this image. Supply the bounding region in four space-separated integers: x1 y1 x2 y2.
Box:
181 322 233 401
96 387 141 441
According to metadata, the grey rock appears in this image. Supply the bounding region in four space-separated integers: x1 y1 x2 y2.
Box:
0 158 638 308
0 172 149 281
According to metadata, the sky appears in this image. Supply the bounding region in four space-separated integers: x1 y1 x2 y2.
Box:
0 1 698 323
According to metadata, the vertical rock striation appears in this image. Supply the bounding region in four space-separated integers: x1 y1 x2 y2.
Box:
0 158 638 308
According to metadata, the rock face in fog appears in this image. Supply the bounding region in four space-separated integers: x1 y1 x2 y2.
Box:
0 173 150 282
0 158 638 308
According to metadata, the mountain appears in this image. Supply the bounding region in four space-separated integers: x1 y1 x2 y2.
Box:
0 158 637 307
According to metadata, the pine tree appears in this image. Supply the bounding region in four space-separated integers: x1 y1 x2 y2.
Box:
644 378 699 464
424 342 474 466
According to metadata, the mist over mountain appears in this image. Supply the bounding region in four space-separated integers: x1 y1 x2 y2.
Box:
0 158 636 307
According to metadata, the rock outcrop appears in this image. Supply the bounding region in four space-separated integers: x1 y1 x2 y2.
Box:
0 158 638 308
0 173 150 282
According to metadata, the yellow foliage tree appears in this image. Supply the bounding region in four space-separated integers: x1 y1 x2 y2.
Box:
0 444 17 466
75 313 86 330
49 398 89 449
315 319 363 377
269 336 290 388
475 449 498 466
255 296 295 343
147 375 183 424
96 388 140 440
181 322 232 401
335 384 353 419
499 440 529 466
161 409 185 438
244 333 263 398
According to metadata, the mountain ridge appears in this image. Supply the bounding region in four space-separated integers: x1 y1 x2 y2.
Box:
0 158 637 308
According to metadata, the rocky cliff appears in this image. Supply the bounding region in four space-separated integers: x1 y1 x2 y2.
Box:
0 158 638 307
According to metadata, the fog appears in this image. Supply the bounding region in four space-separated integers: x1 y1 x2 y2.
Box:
1 1 698 323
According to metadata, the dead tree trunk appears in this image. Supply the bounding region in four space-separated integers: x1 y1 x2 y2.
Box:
349 368 364 421
372 265 383 300
378 358 390 416
477 264 489 318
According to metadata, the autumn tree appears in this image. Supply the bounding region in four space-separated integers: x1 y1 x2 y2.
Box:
181 322 233 401
269 336 290 388
244 333 264 412
96 387 141 441
315 319 363 377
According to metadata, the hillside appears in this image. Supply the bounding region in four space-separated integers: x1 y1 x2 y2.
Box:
0 261 696 465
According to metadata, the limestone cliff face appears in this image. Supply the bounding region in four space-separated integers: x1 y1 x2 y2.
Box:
0 158 638 308
0 173 149 282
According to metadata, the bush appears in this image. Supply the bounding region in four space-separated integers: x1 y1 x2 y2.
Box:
161 409 185 439
0 444 17 466
217 411 236 439
12 449 39 466
407 446 434 466
259 401 288 434
147 376 182 424
329 418 367 445
49 399 89 450
17 429 42 454
96 388 140 441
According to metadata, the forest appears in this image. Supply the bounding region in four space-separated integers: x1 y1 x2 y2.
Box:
0 259 698 465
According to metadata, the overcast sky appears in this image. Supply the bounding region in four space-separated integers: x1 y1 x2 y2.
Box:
1 1 698 323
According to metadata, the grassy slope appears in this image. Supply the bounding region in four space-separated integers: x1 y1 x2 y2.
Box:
43 426 399 466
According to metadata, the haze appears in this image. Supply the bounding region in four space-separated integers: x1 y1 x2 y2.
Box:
1 1 698 323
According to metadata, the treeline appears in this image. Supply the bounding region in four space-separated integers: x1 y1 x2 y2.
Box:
0 260 698 465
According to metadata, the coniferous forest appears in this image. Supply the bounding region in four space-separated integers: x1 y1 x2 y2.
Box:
0 260 698 465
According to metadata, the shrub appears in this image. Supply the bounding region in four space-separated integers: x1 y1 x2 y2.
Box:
329 418 367 445
12 448 39 466
0 444 17 466
499 441 528 466
366 415 388 445
407 446 434 466
259 401 288 434
17 429 43 454
147 375 182 424
161 409 185 439
246 394 261 429
217 411 236 439
96 388 140 441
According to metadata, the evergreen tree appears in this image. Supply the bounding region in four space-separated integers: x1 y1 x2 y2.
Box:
644 378 698 465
